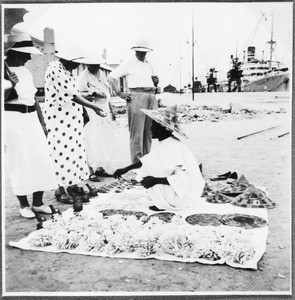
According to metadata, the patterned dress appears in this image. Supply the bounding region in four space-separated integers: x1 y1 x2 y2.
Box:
44 60 89 187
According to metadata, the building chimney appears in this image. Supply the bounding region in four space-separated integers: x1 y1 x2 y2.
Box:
247 46 255 62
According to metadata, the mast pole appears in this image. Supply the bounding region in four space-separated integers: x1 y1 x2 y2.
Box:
192 8 195 101
268 13 276 70
179 39 182 96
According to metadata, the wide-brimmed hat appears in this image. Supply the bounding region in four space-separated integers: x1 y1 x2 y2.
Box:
131 39 153 52
231 185 277 209
141 106 188 139
4 34 42 55
55 44 85 62
206 191 232 204
79 57 107 65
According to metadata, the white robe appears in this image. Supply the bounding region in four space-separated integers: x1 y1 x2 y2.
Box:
136 136 205 210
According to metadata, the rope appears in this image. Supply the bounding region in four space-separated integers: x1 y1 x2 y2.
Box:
239 13 267 58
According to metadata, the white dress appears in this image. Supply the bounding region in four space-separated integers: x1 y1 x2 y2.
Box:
43 60 89 186
78 69 119 174
4 66 58 195
136 136 205 210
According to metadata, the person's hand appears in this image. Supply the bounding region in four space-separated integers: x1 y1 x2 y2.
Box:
140 176 158 189
113 168 129 179
85 94 95 101
7 72 19 87
94 91 107 99
151 75 159 87
92 104 106 117
118 91 131 102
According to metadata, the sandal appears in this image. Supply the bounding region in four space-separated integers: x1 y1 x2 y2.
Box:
67 186 90 203
89 173 101 182
66 185 79 197
55 188 74 204
36 216 47 230
73 194 83 212
76 187 90 203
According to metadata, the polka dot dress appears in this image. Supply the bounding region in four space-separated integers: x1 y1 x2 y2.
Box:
44 60 89 187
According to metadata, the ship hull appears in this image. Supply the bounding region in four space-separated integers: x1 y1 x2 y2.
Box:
242 73 290 92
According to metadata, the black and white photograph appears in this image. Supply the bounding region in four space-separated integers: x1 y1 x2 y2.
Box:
2 1 293 297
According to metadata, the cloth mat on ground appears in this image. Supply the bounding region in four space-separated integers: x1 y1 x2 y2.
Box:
9 186 268 270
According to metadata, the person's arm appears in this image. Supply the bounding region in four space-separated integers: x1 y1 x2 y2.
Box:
140 176 169 189
4 81 14 101
48 62 105 117
107 62 131 101
34 99 48 136
108 101 116 121
77 75 94 100
107 76 131 101
4 68 18 101
79 83 106 101
113 161 142 179
72 94 106 117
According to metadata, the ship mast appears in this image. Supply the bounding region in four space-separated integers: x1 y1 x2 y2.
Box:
267 13 276 70
192 9 195 101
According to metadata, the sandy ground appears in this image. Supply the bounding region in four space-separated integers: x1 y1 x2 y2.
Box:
3 91 291 297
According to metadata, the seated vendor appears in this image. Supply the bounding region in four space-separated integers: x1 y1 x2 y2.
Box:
114 106 205 211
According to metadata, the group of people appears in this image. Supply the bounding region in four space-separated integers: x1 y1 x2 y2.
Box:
4 34 205 219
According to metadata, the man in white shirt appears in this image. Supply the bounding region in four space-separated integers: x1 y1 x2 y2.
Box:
107 39 159 163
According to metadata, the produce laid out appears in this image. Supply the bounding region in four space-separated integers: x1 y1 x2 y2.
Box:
9 186 269 270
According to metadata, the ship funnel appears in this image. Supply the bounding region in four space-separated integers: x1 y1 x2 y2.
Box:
247 46 255 62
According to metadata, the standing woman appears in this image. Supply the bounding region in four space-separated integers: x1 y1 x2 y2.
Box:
43 47 106 204
78 58 118 180
4 34 58 219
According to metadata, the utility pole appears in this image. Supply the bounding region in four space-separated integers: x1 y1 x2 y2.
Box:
192 9 195 101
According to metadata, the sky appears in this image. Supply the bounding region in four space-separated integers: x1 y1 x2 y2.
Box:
3 2 293 89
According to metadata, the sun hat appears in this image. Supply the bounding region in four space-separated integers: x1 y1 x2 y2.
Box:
4 34 42 55
231 184 277 209
55 44 85 62
131 39 153 52
201 183 214 197
236 174 250 185
141 105 188 139
206 192 232 204
79 57 107 65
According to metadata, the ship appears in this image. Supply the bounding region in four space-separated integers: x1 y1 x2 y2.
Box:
241 46 290 92
240 14 290 92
